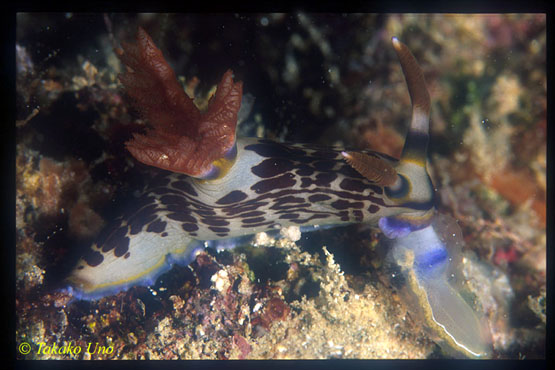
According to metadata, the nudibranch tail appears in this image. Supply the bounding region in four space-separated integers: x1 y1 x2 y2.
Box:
389 215 492 358
116 27 242 178
64 199 206 300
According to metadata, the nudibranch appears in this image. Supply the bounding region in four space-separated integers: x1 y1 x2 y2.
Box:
66 28 491 358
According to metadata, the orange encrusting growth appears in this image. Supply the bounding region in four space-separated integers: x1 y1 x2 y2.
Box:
489 169 546 226
115 27 243 177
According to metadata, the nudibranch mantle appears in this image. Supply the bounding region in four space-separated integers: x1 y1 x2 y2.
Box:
66 29 490 358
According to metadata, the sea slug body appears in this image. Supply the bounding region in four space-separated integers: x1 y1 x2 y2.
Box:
65 29 491 358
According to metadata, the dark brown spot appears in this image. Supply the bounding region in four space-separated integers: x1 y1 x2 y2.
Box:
160 194 189 206
201 218 230 227
129 214 157 235
309 214 330 220
334 190 373 202
295 164 314 176
242 217 266 224
339 178 367 193
338 211 350 222
251 158 295 178
275 207 309 214
331 199 364 210
251 173 296 194
147 219 167 233
279 213 299 219
368 204 380 213
216 190 248 205
102 226 129 253
182 223 199 232
166 204 190 213
241 220 275 228
314 172 337 187
114 236 130 257
276 195 305 204
208 226 230 233
300 177 313 188
194 209 218 217
224 202 269 216
84 250 104 267
171 180 198 196
238 211 266 218
167 212 197 223
313 160 336 171
368 185 383 195
127 204 161 235
270 196 306 210
124 252 131 259
308 194 331 202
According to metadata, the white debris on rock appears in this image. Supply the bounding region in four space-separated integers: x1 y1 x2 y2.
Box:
280 225 301 242
211 269 230 292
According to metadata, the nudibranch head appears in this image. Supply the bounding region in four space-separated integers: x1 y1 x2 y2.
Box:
342 37 435 226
